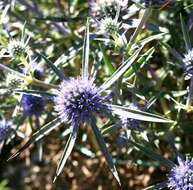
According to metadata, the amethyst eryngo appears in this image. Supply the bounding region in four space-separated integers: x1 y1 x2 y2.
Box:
21 95 45 116
127 139 193 189
91 0 138 38
89 0 128 21
0 120 12 142
9 21 172 185
54 77 109 124
1 26 30 60
97 17 121 36
7 37 30 59
167 156 193 190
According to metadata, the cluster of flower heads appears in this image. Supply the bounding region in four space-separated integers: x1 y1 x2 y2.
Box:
167 156 193 190
89 0 132 39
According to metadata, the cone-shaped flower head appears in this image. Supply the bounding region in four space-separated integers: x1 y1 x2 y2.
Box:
0 120 12 142
6 73 24 90
54 77 109 125
99 17 120 35
89 0 128 21
21 95 45 116
167 156 193 190
183 49 193 80
7 40 29 58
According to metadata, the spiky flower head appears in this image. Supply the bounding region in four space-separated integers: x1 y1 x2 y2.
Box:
0 119 12 142
120 103 143 131
167 156 193 190
89 0 128 21
6 73 24 90
54 77 109 125
183 49 193 80
21 95 45 116
99 17 120 35
7 39 29 58
131 0 168 8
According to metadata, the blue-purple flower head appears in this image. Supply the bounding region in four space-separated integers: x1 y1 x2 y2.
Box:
54 77 109 125
21 95 45 116
167 156 193 190
120 103 143 131
0 119 12 142
19 59 44 80
183 49 193 80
